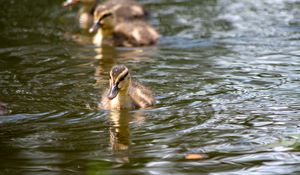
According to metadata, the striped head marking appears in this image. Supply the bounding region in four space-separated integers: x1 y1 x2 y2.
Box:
89 6 113 33
108 65 130 99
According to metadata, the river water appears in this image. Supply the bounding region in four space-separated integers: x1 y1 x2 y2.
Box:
0 0 300 174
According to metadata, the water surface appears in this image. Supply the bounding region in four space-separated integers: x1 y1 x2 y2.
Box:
1 0 300 174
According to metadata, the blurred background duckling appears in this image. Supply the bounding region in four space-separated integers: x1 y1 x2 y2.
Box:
63 0 100 29
90 7 159 47
101 65 155 110
96 0 148 21
63 0 147 30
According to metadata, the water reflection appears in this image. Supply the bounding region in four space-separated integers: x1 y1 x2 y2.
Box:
108 110 145 164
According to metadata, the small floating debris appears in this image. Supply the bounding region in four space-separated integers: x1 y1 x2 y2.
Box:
185 153 207 160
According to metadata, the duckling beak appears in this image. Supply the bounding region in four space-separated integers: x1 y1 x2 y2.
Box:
89 22 100 33
108 84 119 100
89 13 112 33
63 0 79 7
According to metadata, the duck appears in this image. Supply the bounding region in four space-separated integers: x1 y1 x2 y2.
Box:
89 4 159 46
95 0 148 20
63 0 100 29
100 65 155 110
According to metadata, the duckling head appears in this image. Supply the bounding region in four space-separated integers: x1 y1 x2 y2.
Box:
108 65 131 100
89 7 113 33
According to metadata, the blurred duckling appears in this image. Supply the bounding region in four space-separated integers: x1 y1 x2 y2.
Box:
63 0 100 29
63 0 147 30
95 0 148 21
101 65 155 110
90 8 159 46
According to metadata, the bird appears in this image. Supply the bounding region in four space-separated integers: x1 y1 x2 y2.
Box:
100 65 155 110
93 0 148 21
89 2 159 47
63 0 100 29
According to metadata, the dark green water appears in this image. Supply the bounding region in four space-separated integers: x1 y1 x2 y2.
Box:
1 0 300 174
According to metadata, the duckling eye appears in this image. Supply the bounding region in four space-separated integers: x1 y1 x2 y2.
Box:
101 13 113 20
119 76 125 82
118 72 128 82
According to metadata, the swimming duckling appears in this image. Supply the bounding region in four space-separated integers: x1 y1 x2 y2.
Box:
90 8 159 46
101 65 155 110
95 0 148 21
63 0 99 29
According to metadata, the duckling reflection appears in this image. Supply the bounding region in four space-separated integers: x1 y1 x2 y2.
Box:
90 6 159 47
100 65 155 110
108 110 144 163
109 110 130 152
63 0 100 29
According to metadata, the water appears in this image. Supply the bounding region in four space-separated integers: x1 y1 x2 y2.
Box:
1 0 300 174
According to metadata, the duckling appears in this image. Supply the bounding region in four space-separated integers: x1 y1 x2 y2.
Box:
90 8 159 46
63 0 100 29
95 0 148 21
101 65 155 110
